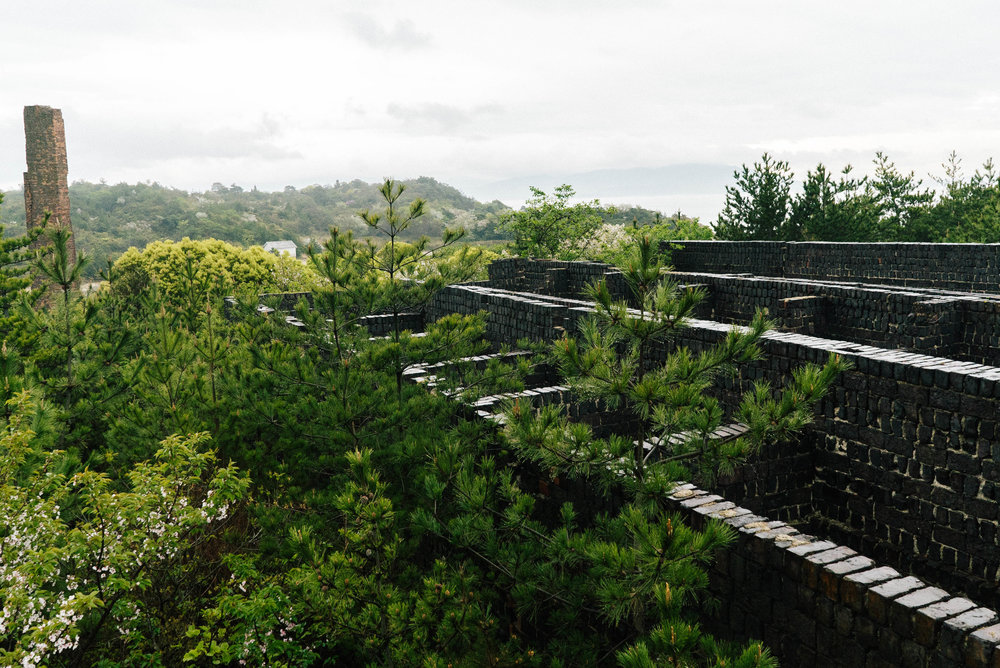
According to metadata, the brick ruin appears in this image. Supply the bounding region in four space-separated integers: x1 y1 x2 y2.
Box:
23 105 76 263
413 241 1000 667
247 239 1000 664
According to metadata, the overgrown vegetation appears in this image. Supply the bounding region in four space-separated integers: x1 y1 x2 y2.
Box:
500 184 713 263
0 178 847 666
4 153 997 661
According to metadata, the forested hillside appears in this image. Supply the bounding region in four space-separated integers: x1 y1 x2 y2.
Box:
0 177 511 277
0 177 689 279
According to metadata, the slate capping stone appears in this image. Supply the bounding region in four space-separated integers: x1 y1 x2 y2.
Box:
964 626 1000 666
694 501 736 515
680 494 722 508
870 576 925 600
824 555 875 576
709 507 752 520
668 484 698 499
788 540 838 556
723 513 768 529
913 597 979 647
918 597 976 621
971 623 1000 643
894 587 949 610
839 566 900 613
844 566 901 585
739 520 786 534
944 608 999 633
754 527 800 541
806 546 857 565
774 533 814 548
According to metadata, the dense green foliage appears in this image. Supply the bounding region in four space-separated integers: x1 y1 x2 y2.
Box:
500 185 605 258
0 182 843 666
0 189 522 665
109 237 321 305
0 193 40 340
587 213 714 268
1 178 683 282
785 164 875 242
18 147 1000 663
14 151 1000 663
715 154 794 241
501 185 713 261
923 153 1000 242
716 150 1000 242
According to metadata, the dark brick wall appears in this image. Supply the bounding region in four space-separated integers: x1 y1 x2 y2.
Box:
671 319 1000 612
486 255 1000 367
669 271 1000 366
424 250 1000 664
670 240 1000 294
672 483 1000 668
429 274 1000 659
489 258 631 303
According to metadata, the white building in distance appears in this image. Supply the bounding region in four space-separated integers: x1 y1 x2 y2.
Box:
263 240 297 258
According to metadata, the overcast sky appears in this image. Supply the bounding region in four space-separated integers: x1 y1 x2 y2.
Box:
3 1 1000 220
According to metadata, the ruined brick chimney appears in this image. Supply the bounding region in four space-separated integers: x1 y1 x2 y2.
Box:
23 105 76 264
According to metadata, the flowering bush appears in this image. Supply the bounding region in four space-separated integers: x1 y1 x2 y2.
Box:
561 222 631 260
0 394 248 667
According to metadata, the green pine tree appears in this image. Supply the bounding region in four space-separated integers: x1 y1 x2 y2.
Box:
421 236 847 665
715 154 794 241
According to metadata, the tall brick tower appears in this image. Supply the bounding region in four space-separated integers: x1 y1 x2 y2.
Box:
23 105 76 264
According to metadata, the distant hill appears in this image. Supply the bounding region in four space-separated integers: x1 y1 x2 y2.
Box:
0 176 681 279
1 177 511 278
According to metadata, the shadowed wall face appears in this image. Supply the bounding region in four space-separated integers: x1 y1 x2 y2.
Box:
23 105 76 263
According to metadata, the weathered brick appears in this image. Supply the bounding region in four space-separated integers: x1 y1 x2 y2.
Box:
966 624 1000 667
867 577 925 624
23 105 76 268
914 597 977 647
890 587 949 636
841 567 901 612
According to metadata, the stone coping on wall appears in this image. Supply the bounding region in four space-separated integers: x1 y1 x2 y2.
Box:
399 320 1000 665
428 282 1000 607
668 240 1000 294
432 282 1000 392
668 481 1000 667
485 255 1000 364
669 270 1000 303
255 278 1000 665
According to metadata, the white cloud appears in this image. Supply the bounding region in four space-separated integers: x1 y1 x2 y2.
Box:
342 12 432 50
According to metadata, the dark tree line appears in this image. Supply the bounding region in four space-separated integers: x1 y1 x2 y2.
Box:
715 151 1000 243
